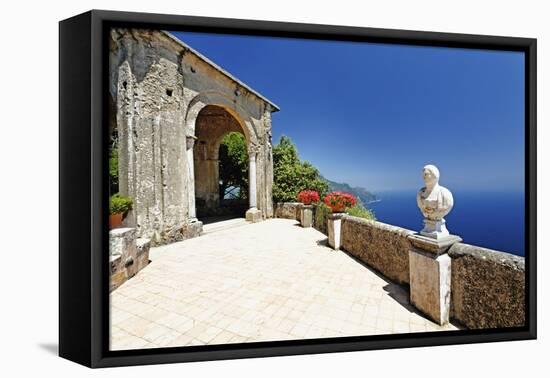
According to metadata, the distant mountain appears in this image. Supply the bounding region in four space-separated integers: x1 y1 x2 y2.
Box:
323 177 378 205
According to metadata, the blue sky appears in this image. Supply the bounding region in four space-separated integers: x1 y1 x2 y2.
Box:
172 31 525 193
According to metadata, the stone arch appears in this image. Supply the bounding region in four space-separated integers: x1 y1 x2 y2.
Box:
184 91 259 147
184 92 262 223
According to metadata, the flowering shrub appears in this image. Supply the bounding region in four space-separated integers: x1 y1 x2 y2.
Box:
323 191 357 212
297 190 320 205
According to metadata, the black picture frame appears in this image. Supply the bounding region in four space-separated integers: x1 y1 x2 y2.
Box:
59 9 537 368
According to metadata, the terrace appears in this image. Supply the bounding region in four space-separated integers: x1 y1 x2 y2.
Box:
110 218 457 350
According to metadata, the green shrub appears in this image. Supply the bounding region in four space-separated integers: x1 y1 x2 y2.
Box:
109 149 119 194
313 202 331 235
346 204 375 220
110 193 133 215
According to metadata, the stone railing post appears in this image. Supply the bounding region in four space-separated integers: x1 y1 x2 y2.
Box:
245 145 262 222
328 213 345 250
408 164 460 325
300 204 314 228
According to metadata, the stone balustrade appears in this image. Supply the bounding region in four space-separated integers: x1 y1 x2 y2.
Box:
341 216 413 285
274 202 302 221
448 243 525 329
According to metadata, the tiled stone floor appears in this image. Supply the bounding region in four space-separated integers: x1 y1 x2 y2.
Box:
110 218 458 350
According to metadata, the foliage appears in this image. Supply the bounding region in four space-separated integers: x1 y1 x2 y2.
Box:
313 202 331 235
346 204 375 220
324 191 357 212
273 136 328 203
297 190 320 205
109 148 119 194
110 193 133 215
218 132 249 199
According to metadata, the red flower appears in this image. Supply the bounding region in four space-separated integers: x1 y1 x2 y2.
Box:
297 190 320 205
323 192 357 212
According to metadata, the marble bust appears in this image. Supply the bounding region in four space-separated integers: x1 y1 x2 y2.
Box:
416 164 454 239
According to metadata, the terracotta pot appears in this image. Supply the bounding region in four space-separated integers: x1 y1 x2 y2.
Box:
109 213 123 229
329 206 345 213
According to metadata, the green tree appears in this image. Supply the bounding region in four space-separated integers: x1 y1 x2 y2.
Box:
218 132 248 199
272 135 328 202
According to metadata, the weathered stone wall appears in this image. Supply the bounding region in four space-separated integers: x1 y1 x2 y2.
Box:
341 216 414 285
110 28 276 244
448 243 525 329
275 202 302 220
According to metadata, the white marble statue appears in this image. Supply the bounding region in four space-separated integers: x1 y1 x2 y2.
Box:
417 164 454 239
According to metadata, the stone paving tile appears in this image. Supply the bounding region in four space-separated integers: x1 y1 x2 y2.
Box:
110 219 459 350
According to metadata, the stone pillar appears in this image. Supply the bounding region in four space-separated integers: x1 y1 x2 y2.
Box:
300 205 313 228
328 213 345 250
245 146 262 222
184 134 202 238
186 135 198 220
249 151 257 209
408 234 461 325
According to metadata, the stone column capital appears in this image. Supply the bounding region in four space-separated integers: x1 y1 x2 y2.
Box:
248 143 261 158
186 134 197 150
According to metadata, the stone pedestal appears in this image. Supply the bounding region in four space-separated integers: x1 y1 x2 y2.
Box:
421 218 450 239
135 238 151 271
328 213 345 250
183 219 203 238
110 227 151 292
246 208 262 223
300 205 313 228
408 234 461 325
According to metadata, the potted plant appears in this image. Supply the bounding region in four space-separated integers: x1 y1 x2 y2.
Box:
323 192 357 250
297 190 320 228
323 191 356 213
109 193 133 229
297 190 320 205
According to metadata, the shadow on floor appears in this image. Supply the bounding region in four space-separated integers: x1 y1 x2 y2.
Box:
340 248 463 329
339 249 419 313
38 343 58 356
381 282 417 313
315 238 330 248
201 215 244 225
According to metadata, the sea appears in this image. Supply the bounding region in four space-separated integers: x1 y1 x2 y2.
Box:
366 190 525 257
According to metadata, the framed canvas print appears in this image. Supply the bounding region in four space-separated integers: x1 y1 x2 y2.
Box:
59 10 536 368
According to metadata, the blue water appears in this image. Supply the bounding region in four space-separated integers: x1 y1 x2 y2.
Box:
367 191 525 256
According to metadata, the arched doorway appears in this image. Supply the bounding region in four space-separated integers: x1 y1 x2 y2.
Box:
193 105 250 222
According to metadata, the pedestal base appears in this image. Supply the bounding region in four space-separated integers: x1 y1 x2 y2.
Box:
182 220 203 239
328 213 345 250
300 205 313 228
409 249 451 325
409 233 462 256
420 218 450 239
408 233 460 325
245 208 262 223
